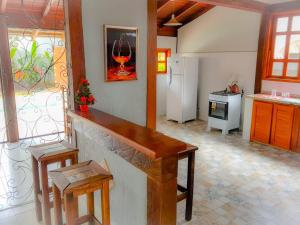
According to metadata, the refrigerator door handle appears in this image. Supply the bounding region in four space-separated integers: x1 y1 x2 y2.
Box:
169 66 173 86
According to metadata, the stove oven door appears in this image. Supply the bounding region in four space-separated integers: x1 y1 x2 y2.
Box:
209 100 228 120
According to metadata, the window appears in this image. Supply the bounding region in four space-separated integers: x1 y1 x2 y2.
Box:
157 48 171 74
268 14 300 80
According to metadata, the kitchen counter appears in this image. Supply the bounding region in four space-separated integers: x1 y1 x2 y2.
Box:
68 109 197 159
243 93 300 141
68 108 198 225
246 94 300 106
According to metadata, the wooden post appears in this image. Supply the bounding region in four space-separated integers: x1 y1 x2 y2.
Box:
147 0 157 130
147 156 178 225
0 16 19 142
254 10 272 94
63 0 86 110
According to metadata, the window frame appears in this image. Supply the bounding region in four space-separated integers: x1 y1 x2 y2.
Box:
265 12 300 82
157 48 171 75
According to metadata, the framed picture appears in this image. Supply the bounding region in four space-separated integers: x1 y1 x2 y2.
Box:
104 25 138 82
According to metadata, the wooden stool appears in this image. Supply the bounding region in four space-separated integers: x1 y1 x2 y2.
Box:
177 149 196 221
30 141 79 225
50 160 113 225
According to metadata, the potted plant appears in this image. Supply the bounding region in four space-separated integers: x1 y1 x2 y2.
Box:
75 78 95 112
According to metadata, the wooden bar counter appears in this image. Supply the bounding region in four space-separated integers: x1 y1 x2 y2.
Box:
68 108 198 225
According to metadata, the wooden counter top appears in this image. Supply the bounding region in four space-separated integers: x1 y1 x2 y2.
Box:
246 94 300 106
68 108 198 160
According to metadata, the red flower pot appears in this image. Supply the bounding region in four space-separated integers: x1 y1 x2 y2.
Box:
79 105 89 112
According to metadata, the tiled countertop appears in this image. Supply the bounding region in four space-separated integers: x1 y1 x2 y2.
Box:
246 94 300 106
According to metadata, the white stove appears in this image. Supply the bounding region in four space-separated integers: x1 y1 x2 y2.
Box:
208 91 242 135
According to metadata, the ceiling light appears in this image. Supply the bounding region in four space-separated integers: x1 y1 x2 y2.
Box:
164 14 182 27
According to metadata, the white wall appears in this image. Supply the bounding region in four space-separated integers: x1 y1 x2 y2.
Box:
156 36 177 116
82 0 147 126
262 80 300 96
177 6 261 122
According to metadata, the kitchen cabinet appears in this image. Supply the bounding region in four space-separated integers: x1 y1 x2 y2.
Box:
271 104 294 150
291 107 300 153
251 101 273 144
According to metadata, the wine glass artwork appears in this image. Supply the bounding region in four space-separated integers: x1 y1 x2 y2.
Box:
112 33 132 76
104 25 138 82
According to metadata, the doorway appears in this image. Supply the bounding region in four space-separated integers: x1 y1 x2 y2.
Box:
7 29 67 141
0 0 68 211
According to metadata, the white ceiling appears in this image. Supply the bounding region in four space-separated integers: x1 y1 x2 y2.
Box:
257 0 295 4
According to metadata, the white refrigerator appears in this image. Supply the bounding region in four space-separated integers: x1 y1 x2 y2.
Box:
166 55 199 123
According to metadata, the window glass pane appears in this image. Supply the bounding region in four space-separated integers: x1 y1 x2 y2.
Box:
292 16 300 31
287 63 299 77
157 62 166 72
272 62 284 76
274 35 286 59
289 35 300 59
158 52 166 61
276 17 289 32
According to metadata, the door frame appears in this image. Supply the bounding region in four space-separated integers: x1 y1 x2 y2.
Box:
0 16 19 142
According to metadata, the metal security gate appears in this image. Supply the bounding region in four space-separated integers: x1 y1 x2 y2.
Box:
0 0 69 210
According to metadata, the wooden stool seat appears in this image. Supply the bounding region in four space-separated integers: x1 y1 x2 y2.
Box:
30 141 78 225
50 160 113 225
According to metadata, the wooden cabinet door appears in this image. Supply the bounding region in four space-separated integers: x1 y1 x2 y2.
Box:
271 104 295 150
291 107 300 153
251 101 273 144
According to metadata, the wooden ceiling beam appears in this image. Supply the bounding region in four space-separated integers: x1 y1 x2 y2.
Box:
176 2 202 21
197 0 266 13
157 26 177 37
42 0 54 18
4 12 64 30
180 5 215 25
157 0 170 13
158 1 198 28
0 0 7 13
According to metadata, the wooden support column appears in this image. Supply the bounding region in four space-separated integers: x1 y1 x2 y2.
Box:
254 10 272 94
0 16 19 142
147 0 157 130
147 156 178 225
63 0 86 110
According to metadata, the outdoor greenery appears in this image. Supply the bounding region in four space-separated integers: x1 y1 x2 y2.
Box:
9 36 55 90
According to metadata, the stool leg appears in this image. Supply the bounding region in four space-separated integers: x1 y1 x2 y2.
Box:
71 153 78 165
87 192 94 216
32 156 42 221
185 152 195 221
41 162 51 225
87 192 95 225
61 160 66 168
101 181 110 225
53 184 63 225
71 154 79 218
65 193 77 225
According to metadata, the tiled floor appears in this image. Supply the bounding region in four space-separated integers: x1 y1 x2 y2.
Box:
157 119 300 225
1 118 300 225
